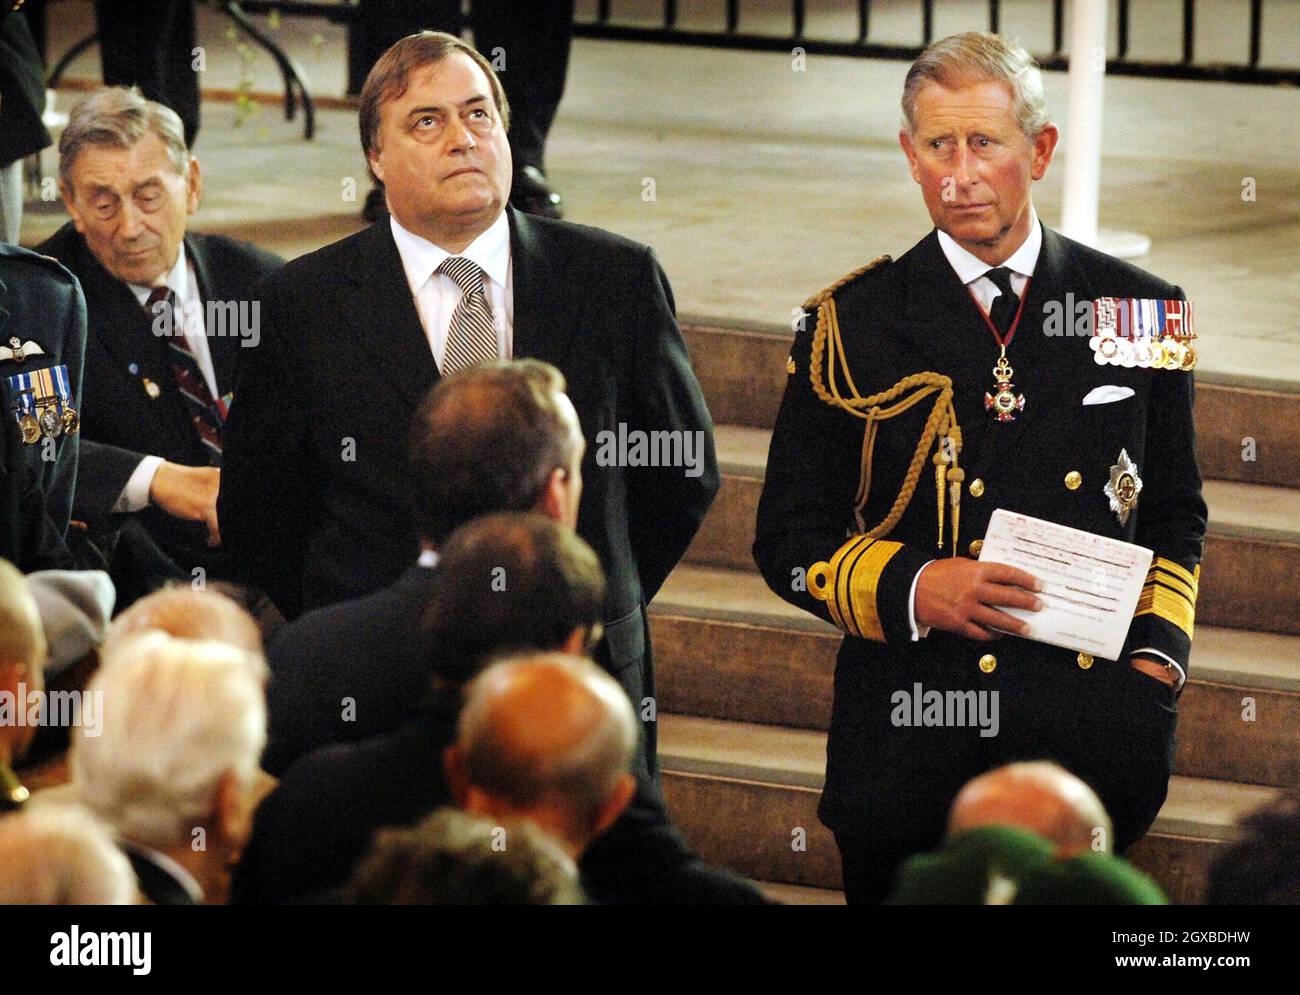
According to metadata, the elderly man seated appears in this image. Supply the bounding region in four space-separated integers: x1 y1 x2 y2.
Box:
70 633 267 904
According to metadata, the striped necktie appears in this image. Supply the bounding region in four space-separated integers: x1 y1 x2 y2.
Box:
438 256 499 376
144 286 223 466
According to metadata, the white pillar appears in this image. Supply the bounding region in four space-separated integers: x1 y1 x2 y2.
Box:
1059 0 1150 258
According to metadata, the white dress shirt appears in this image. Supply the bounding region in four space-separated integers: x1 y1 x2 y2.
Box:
389 212 514 371
113 245 216 513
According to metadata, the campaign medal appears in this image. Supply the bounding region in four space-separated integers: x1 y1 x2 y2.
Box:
1105 449 1142 526
6 364 77 443
974 277 1031 423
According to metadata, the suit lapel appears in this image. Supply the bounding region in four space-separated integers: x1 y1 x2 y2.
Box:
967 225 1096 478
508 207 577 367
341 222 440 409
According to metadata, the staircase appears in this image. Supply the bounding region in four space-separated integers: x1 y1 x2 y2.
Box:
650 318 1300 905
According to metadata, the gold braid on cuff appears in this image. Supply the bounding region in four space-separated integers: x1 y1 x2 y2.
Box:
807 536 906 641
1135 558 1200 639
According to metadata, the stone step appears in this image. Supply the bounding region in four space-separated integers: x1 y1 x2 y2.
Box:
657 712 1279 905
682 319 1300 489
684 425 1300 636
650 565 1300 787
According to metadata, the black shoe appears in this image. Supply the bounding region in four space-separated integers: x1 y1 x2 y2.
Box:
361 185 388 223
510 165 563 219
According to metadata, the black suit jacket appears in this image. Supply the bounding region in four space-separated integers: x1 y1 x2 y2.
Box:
233 691 766 906
755 226 1206 845
261 564 438 776
0 242 85 570
38 223 283 579
220 209 719 760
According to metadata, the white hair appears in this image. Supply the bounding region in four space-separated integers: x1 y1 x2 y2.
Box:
71 633 266 850
0 805 137 904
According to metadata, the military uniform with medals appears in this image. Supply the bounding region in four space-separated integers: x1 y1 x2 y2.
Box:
754 223 1207 901
0 242 85 570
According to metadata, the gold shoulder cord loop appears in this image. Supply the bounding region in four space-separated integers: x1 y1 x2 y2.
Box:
805 260 964 555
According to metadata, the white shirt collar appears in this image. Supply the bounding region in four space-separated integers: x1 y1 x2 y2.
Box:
936 207 1042 286
128 243 190 306
390 211 511 298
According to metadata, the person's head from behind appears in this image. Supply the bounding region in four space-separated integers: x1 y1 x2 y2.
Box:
898 31 1059 265
0 805 138 904
360 31 512 250
345 807 583 905
70 633 267 901
421 512 605 685
0 558 46 767
101 584 264 661
58 86 201 286
1205 787 1300 905
446 653 638 857
948 761 1112 857
409 359 585 548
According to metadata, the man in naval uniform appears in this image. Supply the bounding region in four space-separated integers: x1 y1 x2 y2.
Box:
754 32 1206 903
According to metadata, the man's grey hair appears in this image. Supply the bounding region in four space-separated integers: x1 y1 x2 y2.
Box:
347 808 583 905
902 31 1050 138
71 632 267 851
0 804 138 904
58 86 191 189
458 653 637 822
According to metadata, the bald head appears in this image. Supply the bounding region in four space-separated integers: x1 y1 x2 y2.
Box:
948 762 1113 857
451 653 637 855
103 586 262 659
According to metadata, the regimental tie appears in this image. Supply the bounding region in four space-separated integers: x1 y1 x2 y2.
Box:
979 266 1030 423
144 287 224 465
438 256 499 376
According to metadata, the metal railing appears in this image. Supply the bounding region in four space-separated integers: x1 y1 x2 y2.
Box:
572 0 1300 86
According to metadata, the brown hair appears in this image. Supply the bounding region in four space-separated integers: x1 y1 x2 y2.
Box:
358 30 511 167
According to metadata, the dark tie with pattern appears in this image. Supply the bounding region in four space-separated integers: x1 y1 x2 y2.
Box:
438 256 499 376
144 286 223 466
985 266 1020 335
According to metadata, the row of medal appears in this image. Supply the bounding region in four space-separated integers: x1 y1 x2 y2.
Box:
6 364 80 443
1089 297 1198 371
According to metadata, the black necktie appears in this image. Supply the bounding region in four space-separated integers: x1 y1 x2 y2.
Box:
985 267 1020 335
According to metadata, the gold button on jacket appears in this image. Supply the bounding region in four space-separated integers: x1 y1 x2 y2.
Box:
1065 471 1082 490
978 653 997 673
968 539 984 558
969 478 985 498
1077 652 1094 669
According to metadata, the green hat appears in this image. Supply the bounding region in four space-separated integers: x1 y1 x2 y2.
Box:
888 824 1168 905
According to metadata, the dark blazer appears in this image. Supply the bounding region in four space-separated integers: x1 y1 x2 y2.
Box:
261 564 438 776
124 844 200 906
233 691 766 906
220 209 719 764
37 223 282 581
755 227 1206 856
0 242 85 570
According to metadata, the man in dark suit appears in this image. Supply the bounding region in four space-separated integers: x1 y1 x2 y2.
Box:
220 32 717 772
40 87 282 603
754 32 1206 903
234 513 765 905
0 7 52 241
260 359 585 776
0 242 85 571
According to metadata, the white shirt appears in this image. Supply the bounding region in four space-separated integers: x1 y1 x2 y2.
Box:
114 245 217 513
390 212 514 371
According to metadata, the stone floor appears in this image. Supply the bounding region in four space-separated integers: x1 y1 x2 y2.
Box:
23 0 1300 385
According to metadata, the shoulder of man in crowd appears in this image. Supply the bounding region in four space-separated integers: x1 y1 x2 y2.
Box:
0 240 82 294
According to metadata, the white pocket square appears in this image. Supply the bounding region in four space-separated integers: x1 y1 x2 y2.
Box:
1082 385 1135 406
